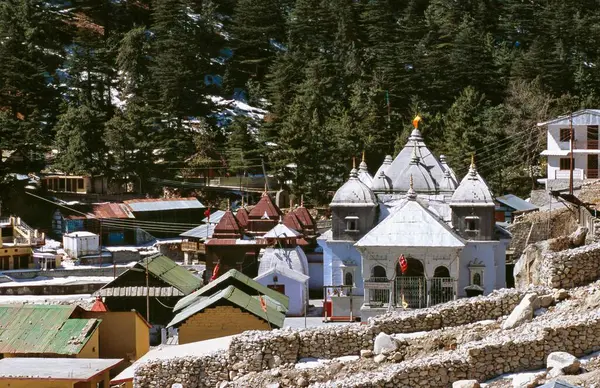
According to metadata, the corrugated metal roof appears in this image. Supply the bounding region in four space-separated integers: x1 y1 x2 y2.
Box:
167 285 285 329
91 203 135 219
202 210 226 224
97 286 184 297
236 208 249 228
174 269 289 312
537 109 600 127
248 193 282 219
0 305 100 356
180 224 215 239
538 381 582 388
0 358 122 381
495 194 539 212
140 254 202 295
213 210 244 238
125 197 204 212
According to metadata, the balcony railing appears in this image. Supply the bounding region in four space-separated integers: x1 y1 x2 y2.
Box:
555 170 584 180
588 140 599 149
588 169 599 179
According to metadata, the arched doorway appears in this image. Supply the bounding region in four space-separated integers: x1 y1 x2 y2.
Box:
395 258 426 308
431 265 454 305
368 265 389 306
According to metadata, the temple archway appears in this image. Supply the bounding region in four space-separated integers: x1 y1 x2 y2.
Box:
395 257 426 308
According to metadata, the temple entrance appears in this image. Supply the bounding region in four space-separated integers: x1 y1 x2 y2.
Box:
430 266 455 306
395 258 426 308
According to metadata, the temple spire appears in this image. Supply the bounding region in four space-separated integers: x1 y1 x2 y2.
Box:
407 174 417 199
353 157 356 169
362 150 365 163
300 194 304 207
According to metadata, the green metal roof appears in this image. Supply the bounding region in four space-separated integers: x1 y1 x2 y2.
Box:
138 254 202 295
174 269 289 312
0 305 100 356
167 285 286 329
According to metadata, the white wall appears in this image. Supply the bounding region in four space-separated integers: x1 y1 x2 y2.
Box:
458 241 505 297
255 273 306 316
63 233 99 258
547 124 590 151
547 155 586 180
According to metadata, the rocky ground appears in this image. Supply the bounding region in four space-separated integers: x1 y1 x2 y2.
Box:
226 282 600 388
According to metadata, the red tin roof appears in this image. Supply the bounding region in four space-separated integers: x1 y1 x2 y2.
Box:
212 210 243 239
294 206 317 231
283 212 303 233
236 207 249 228
90 297 108 312
91 203 133 219
248 192 282 220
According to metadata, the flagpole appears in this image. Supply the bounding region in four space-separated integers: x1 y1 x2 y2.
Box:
259 292 272 330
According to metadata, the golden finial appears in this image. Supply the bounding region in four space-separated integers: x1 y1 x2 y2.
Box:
352 157 356 169
471 153 476 168
410 174 414 190
300 194 304 207
227 198 230 210
362 150 366 163
412 115 422 129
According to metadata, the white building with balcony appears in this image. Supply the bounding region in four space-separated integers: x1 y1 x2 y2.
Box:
538 109 600 190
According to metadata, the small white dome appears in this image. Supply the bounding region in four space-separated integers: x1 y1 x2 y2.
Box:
451 162 494 206
357 159 373 187
372 170 392 192
331 168 377 207
440 169 458 192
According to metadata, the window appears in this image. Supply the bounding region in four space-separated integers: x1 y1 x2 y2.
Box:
345 216 359 232
372 265 387 279
473 273 482 286
560 158 572 171
344 272 354 286
559 128 571 142
465 217 479 232
78 178 84 189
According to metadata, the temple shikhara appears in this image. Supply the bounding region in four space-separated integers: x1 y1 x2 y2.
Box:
318 117 512 320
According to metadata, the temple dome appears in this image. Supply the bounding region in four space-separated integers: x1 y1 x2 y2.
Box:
331 168 377 207
357 153 373 187
372 170 392 192
392 148 435 193
451 159 494 206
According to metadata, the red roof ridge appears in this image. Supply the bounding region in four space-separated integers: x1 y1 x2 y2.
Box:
236 207 249 228
213 210 243 238
248 193 282 219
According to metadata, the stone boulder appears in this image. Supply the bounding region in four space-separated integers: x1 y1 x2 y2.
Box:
569 226 588 247
547 352 581 374
502 293 538 330
452 380 480 388
373 332 397 355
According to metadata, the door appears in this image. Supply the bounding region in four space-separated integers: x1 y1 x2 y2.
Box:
588 155 598 179
588 125 599 149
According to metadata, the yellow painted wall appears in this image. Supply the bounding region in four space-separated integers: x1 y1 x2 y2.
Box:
80 311 149 362
0 246 33 269
4 379 74 388
179 305 270 344
76 328 99 358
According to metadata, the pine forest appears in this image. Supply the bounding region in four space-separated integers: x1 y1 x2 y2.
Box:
2 0 599 204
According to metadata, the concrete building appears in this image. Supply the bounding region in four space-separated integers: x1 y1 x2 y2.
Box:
319 120 511 320
0 217 45 271
538 109 600 190
63 231 100 259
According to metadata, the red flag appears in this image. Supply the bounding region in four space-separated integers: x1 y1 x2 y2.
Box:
204 209 211 221
210 263 220 281
259 295 267 312
399 254 408 274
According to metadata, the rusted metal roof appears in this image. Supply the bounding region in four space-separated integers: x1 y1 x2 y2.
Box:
213 210 244 238
294 206 317 234
235 208 249 228
248 193 282 219
283 212 303 233
0 305 100 356
91 203 135 219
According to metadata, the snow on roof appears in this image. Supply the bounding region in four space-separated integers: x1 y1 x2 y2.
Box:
356 199 465 248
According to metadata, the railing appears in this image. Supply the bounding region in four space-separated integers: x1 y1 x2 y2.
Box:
588 169 599 179
555 170 584 180
588 140 599 149
430 277 457 306
364 277 391 307
395 276 427 309
181 241 205 253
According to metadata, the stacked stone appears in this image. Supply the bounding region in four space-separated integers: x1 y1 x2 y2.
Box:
297 325 377 359
540 241 600 288
370 288 527 334
134 351 228 388
311 310 600 387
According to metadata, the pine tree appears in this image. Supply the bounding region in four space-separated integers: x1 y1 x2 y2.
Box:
54 104 106 175
226 116 261 174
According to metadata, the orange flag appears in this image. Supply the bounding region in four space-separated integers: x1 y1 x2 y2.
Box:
259 295 267 312
412 115 422 129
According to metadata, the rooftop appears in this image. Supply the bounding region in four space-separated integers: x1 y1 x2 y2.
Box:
495 194 539 212
124 197 204 212
180 223 216 239
0 305 100 356
167 285 286 329
212 210 244 239
248 192 282 219
0 357 122 381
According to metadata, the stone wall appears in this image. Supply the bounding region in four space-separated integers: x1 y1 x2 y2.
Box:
312 310 600 387
134 288 540 388
538 242 600 288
